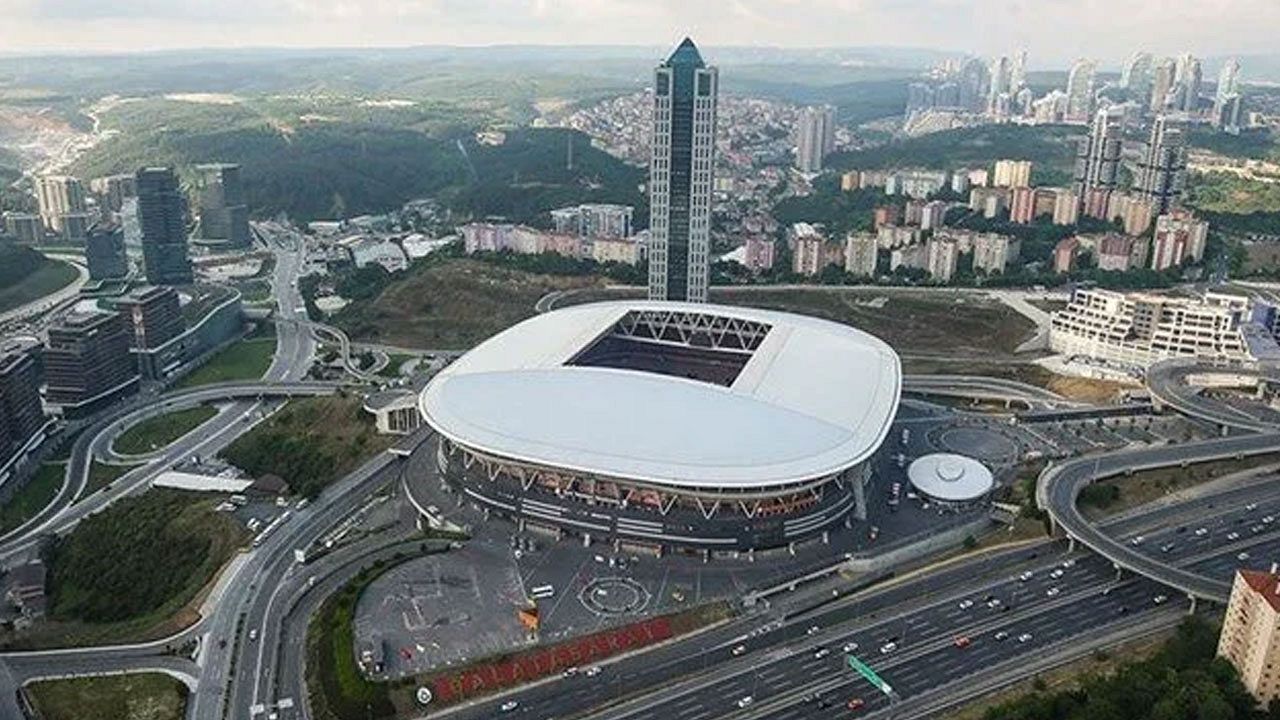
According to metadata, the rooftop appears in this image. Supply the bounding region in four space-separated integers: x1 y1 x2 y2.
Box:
420 301 901 489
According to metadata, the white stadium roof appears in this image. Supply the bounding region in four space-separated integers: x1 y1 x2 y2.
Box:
419 301 901 490
907 453 994 502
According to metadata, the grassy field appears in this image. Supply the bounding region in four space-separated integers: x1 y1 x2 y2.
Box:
86 461 140 496
176 332 276 388
26 673 188 720
112 406 218 456
0 256 77 315
221 394 393 499
710 288 1036 356
4 489 249 649
1079 454 1280 520
333 258 606 349
0 463 64 535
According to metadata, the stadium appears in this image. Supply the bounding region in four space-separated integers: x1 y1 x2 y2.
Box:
415 301 901 554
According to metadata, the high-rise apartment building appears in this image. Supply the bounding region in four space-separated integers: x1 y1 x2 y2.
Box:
648 38 717 303
1136 117 1188 213
1065 59 1096 121
1074 109 1122 201
550 204 634 239
1150 209 1209 271
34 175 86 235
972 233 1021 274
1150 58 1176 112
844 232 877 278
3 213 41 244
1175 53 1202 112
1214 58 1244 132
1009 187 1037 224
1053 237 1080 273
84 223 129 281
926 237 960 282
1052 190 1080 225
194 163 251 249
89 174 138 216
43 311 139 414
1219 567 1280 706
0 345 46 476
795 105 836 173
992 160 1033 188
136 167 193 285
1121 52 1153 92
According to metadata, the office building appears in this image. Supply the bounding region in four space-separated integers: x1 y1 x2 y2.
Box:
844 232 877 278
972 233 1021 274
992 160 1032 188
137 167 193 285
795 105 835 173
1053 237 1080 273
648 38 717 303
43 311 139 415
926 237 960 282
1065 59 1096 121
34 175 86 234
1219 567 1280 705
84 223 129 281
1050 289 1272 369
194 164 250 249
0 346 46 476
550 204 634 239
1074 109 1122 200
1136 117 1187 214
89 174 137 216
3 213 41 244
1150 209 1209 271
116 286 186 379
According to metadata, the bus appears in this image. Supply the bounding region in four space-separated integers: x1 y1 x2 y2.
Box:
530 585 555 600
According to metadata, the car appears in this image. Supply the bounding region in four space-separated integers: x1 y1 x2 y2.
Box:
1049 569 1064 579
562 667 579 677
1116 605 1129 614
813 648 831 659
958 599 974 610
1018 633 1033 643
1227 532 1241 541
1060 559 1076 569
807 625 821 636
879 642 898 654
1265 516 1276 525
1239 552 1251 561
953 636 971 648
1046 587 1061 597
585 666 601 677
1253 525 1266 534
1194 527 1208 536
1153 595 1168 604
994 631 1010 641
847 698 865 711
737 696 754 709
987 598 1002 608
1160 543 1176 553
1018 571 1033 582
1130 535 1145 546
501 701 519 712
842 642 860 653
248 629 258 641
731 644 747 657
1247 503 1258 512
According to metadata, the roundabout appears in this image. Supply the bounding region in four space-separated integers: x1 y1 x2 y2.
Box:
578 577 652 617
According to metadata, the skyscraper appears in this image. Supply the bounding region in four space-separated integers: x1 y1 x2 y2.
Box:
1074 109 1122 200
1065 59 1096 121
795 105 835 173
988 55 1011 113
1213 58 1243 131
1121 51 1153 91
1010 49 1028 92
1175 54 1202 112
1136 116 1187 214
1216 58 1242 102
0 345 45 474
1150 57 1176 112
136 167 193 285
43 311 139 415
195 163 251 249
84 222 129 281
648 38 718 304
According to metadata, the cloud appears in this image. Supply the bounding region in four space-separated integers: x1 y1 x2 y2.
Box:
0 0 1274 64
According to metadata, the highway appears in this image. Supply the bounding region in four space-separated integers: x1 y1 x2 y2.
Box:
1146 357 1280 431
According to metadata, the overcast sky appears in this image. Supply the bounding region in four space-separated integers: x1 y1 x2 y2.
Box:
0 0 1273 67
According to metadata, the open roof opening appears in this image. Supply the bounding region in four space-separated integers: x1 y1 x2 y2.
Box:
566 308 771 387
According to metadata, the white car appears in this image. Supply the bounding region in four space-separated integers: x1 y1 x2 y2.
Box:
1239 552 1251 561
1046 587 1060 597
1247 503 1258 512
737 696 754 709
1061 559 1076 569
1130 535 1145 546
806 625 821 636
958 599 974 610
1018 571 1033 582
1018 633 1033 643
585 666 601 677
993 631 1010 641
1227 532 1241 541
501 701 519 712
813 648 831 659
1265 516 1276 525
987 598 1002 608
842 642 859 653
1153 595 1168 605
1049 569 1064 579
879 642 898 654
1194 527 1208 537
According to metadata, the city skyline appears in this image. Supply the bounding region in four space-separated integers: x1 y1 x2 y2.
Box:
0 0 1276 66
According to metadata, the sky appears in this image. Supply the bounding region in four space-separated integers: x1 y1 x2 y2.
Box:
0 0 1275 67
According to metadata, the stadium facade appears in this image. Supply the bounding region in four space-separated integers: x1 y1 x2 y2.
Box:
414 301 901 554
